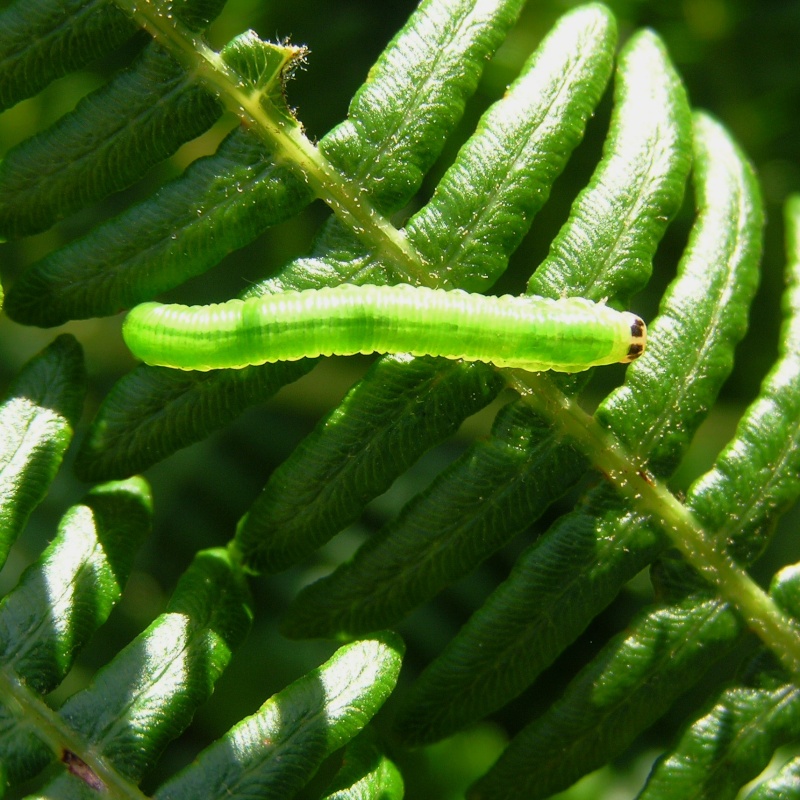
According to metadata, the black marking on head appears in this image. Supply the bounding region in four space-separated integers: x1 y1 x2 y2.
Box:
626 342 644 360
630 317 645 339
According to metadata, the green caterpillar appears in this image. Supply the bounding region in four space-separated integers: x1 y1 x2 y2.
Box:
122 284 646 373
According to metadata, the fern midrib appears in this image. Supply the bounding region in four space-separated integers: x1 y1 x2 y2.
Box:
111 0 427 283
0 666 149 800
508 369 800 680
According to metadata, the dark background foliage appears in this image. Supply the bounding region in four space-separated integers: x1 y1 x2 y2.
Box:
1 1 798 797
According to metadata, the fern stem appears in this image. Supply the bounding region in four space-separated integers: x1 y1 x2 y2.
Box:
1 670 148 799
509 370 800 678
112 0 426 281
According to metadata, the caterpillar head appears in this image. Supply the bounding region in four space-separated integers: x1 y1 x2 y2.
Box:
620 313 647 363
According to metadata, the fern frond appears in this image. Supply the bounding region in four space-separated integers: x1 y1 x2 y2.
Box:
280 19 692 638
470 158 799 800
234 3 620 575
50 548 250 789
0 0 228 238
1 438 397 797
0 337 400 796
635 565 800 800
2 1 800 798
0 42 223 240
76 360 309 479
73 0 528 479
0 470 152 785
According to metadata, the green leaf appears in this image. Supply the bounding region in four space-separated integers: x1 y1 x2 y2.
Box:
220 31 306 122
0 44 223 239
75 360 309 480
8 127 314 327
0 335 86 567
261 1 616 296
2 8 305 320
527 29 692 305
321 730 403 800
0 0 226 115
470 593 744 800
642 675 800 800
598 113 762 470
319 0 528 215
0 478 152 692
687 193 800 565
744 755 800 800
404 2 618 290
153 633 404 800
235 355 503 572
0 477 152 785
283 402 588 639
0 0 137 112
